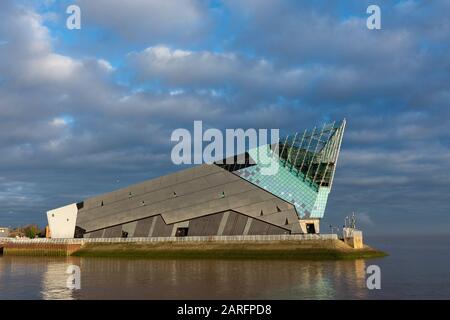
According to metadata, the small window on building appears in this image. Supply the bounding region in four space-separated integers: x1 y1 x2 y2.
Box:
101 201 104 206
175 227 188 237
306 223 316 234
128 192 133 198
260 210 264 216
142 201 145 206
173 192 177 197
276 206 282 212
74 226 86 238
220 191 225 198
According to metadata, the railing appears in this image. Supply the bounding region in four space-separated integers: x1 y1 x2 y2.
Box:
0 234 338 245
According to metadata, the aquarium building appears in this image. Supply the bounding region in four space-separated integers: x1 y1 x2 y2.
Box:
47 120 346 239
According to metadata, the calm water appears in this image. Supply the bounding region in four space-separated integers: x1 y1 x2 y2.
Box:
0 235 449 300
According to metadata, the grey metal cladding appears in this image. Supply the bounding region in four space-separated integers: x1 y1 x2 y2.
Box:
89 229 104 238
247 218 270 235
287 220 303 234
267 225 290 235
133 216 154 237
247 218 289 235
187 212 223 236
78 164 220 212
203 170 240 187
78 176 261 231
170 178 208 197
151 215 173 237
255 208 298 227
222 211 248 235
74 163 300 236
121 221 138 237
103 224 122 237
76 165 251 230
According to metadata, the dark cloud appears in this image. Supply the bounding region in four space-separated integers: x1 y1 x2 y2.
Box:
75 0 210 45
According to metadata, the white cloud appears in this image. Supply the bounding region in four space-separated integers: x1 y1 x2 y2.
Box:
25 53 81 83
50 117 69 127
97 59 114 73
169 89 184 96
129 45 317 98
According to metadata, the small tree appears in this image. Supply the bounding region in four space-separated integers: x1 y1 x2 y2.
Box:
23 225 39 238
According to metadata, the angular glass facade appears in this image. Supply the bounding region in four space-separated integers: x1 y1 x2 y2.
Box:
233 120 345 220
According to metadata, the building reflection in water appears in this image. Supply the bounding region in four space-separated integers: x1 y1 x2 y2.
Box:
70 257 369 300
1 255 370 299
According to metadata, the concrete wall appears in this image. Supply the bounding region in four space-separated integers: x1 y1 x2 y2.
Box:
47 203 78 239
84 211 291 239
343 228 364 249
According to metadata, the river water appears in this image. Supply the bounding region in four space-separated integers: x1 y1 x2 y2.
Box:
0 235 449 299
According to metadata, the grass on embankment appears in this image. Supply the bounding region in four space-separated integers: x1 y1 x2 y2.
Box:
3 248 69 257
71 240 387 260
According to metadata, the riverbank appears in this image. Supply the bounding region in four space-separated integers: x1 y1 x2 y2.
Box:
71 240 387 260
1 235 388 260
0 242 81 257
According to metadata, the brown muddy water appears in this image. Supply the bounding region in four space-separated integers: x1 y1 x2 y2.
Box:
0 235 449 299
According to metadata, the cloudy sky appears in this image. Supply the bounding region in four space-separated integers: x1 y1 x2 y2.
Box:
0 0 449 235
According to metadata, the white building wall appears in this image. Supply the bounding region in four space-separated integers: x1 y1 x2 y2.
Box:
47 204 78 239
